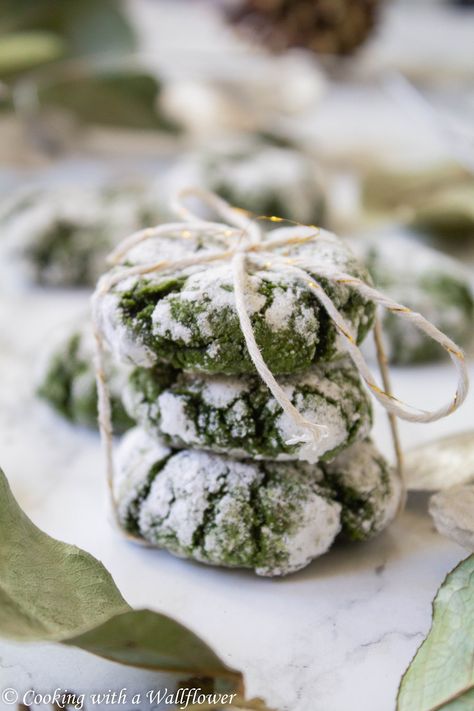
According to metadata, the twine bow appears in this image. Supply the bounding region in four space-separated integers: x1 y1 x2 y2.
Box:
92 188 469 516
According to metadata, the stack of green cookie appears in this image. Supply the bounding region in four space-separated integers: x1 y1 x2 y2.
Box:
96 224 402 576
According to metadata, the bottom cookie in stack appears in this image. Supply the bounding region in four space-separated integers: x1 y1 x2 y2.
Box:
114 429 401 577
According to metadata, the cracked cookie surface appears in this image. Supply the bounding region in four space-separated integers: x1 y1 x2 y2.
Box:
124 357 372 462
37 323 133 432
115 430 401 576
97 228 375 374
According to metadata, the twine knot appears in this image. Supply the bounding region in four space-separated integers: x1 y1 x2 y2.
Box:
285 423 330 465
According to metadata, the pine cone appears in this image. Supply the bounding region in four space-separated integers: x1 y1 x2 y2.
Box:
225 0 380 56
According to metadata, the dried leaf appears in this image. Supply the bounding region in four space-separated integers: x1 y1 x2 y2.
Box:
0 468 242 687
429 485 474 551
397 555 474 711
0 466 128 640
39 72 182 132
405 431 474 492
0 31 64 77
0 0 135 58
62 0 136 57
65 609 242 683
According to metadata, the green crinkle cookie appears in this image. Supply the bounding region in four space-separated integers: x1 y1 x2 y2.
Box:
97 228 375 374
37 323 133 432
322 439 399 541
162 140 326 226
124 357 372 462
2 184 164 287
114 429 401 576
355 234 474 365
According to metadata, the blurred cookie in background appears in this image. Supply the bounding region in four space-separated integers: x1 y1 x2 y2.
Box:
37 319 133 432
0 180 166 288
158 136 327 226
351 230 474 365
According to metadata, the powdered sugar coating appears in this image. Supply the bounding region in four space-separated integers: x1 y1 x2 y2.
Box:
124 358 372 462
37 320 132 432
115 431 400 576
97 227 375 374
159 140 326 226
1 183 165 288
113 428 171 532
323 440 401 539
352 233 474 365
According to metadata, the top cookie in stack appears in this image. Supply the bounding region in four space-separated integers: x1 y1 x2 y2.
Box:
97 226 375 373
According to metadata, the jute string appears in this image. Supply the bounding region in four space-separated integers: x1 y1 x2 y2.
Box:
92 188 469 523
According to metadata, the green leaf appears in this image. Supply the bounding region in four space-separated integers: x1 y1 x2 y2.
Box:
0 0 136 57
0 31 64 76
0 468 242 688
39 71 182 132
397 555 474 711
441 688 474 710
66 609 242 682
63 0 136 57
0 466 128 640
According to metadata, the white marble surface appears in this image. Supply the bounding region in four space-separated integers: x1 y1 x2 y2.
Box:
0 283 473 711
1 4 474 707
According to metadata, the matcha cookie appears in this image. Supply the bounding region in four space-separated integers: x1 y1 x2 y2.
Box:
322 438 400 541
2 183 164 287
353 233 474 364
37 323 133 432
115 429 401 576
162 139 326 226
124 358 372 462
97 228 375 374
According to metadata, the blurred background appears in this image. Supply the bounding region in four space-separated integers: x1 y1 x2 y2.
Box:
0 0 473 369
